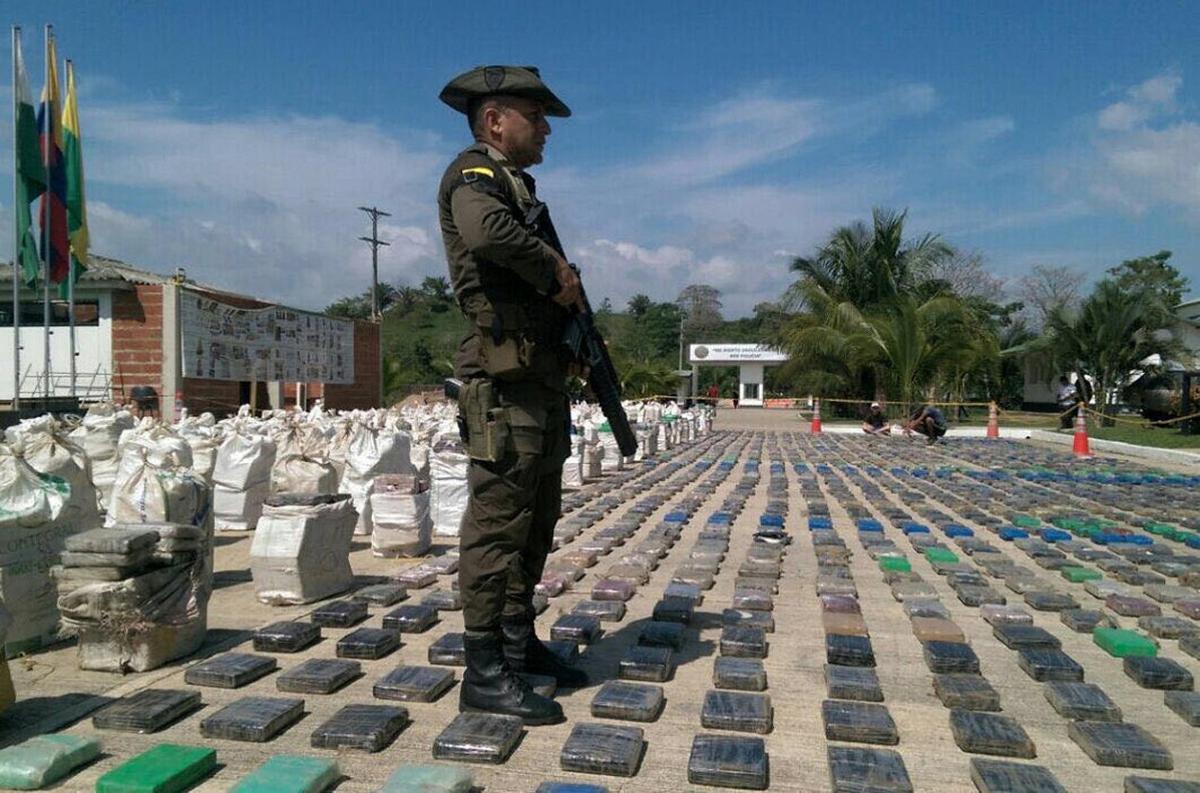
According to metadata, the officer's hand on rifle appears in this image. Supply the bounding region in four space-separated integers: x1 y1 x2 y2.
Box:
551 254 581 307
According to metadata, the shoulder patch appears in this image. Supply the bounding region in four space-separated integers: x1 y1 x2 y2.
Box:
461 166 495 182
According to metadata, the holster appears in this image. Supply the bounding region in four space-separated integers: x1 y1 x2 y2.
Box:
457 379 509 463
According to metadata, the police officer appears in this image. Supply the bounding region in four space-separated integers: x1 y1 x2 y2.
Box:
437 65 587 725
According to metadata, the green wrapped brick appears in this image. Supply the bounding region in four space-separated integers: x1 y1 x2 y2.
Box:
1093 628 1158 659
95 744 215 793
1061 566 1102 583
878 557 911 573
378 764 473 792
229 755 339 793
924 548 959 564
1012 515 1041 529
0 734 100 790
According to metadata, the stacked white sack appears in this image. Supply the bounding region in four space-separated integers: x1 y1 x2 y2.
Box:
429 434 469 538
250 493 357 604
270 423 337 497
67 403 134 511
0 445 82 654
5 415 100 529
341 424 413 535
212 430 276 531
370 474 432 557
562 435 584 489
105 437 211 532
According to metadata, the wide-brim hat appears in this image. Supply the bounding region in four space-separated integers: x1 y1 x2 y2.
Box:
439 65 571 117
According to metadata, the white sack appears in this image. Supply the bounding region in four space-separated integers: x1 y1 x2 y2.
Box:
213 480 271 531
250 495 357 604
371 490 432 557
430 450 469 537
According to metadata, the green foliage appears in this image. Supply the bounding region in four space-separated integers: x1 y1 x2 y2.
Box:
1033 278 1184 413
777 207 994 404
1107 250 1189 308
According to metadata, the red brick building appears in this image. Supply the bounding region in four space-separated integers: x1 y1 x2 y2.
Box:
3 256 381 415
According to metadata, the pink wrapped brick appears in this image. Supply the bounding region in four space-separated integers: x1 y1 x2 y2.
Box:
592 578 637 602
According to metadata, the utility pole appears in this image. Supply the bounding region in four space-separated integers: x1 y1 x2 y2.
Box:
357 206 390 321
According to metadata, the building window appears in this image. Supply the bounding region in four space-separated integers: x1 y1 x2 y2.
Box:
0 300 100 327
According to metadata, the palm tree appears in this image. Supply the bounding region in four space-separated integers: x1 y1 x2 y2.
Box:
785 208 954 312
1035 279 1182 419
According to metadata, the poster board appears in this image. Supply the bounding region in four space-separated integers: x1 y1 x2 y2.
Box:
180 288 355 383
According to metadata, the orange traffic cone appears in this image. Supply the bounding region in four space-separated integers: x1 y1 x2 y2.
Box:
986 401 1000 439
810 398 823 434
1072 404 1091 456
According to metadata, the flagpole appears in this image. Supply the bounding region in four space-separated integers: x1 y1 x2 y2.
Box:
10 27 21 410
66 58 76 398
41 24 52 401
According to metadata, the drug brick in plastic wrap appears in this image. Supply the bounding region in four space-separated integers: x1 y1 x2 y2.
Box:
309 704 408 752
559 722 645 777
250 494 356 605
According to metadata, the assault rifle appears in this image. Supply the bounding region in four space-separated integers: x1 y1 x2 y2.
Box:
525 201 639 457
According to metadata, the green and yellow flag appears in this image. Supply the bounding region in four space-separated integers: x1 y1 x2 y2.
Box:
60 58 88 297
13 29 46 286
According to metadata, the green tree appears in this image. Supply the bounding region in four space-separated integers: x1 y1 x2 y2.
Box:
420 275 452 302
626 293 652 319
1027 279 1183 419
1108 250 1189 307
785 207 954 312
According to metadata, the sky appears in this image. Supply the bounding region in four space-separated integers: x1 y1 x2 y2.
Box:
1 1 1198 317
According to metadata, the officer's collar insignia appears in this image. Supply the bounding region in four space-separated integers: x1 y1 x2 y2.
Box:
484 66 506 91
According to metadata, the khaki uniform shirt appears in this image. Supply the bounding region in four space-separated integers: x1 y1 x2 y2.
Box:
437 142 569 386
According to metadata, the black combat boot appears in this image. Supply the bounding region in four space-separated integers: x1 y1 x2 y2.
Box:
460 630 564 725
502 613 589 688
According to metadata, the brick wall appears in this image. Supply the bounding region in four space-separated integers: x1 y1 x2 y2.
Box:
181 378 241 416
111 284 164 409
323 321 380 410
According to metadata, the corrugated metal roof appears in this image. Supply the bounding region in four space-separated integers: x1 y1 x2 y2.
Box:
1 253 174 285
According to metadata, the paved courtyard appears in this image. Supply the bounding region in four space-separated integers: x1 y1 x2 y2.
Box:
3 408 1199 791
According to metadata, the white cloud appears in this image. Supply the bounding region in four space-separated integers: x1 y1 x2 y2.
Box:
1067 70 1200 219
1097 69 1180 131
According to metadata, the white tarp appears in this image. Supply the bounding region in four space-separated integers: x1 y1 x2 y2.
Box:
251 495 357 604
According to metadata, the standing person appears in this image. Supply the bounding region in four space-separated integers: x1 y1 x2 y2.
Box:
706 383 719 404
903 404 948 445
437 65 586 726
862 401 891 435
1056 376 1078 430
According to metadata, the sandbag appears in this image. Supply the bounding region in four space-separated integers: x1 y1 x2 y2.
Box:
67 403 134 510
250 494 357 604
430 450 468 537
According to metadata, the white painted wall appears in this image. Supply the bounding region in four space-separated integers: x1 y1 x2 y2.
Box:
1 291 113 401
739 363 764 407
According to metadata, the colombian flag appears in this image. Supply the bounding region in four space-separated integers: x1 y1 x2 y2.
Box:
38 32 70 285
61 59 88 297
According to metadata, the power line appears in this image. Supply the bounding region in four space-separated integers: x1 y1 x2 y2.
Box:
357 205 390 321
